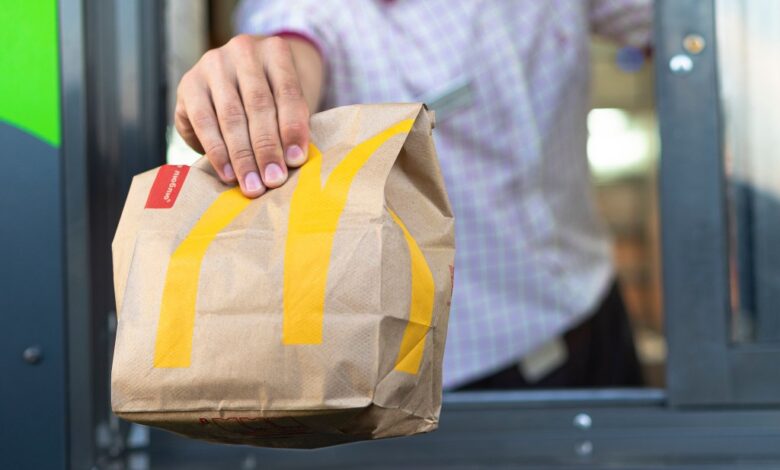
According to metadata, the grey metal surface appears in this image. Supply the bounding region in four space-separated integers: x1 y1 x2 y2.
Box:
84 0 167 339
753 188 780 342
60 0 97 468
656 0 733 406
732 180 756 340
142 390 780 469
80 0 168 466
0 122 67 470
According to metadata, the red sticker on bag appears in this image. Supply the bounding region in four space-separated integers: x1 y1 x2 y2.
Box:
145 165 190 209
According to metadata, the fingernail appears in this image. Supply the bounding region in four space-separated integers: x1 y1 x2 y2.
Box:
285 145 307 165
222 163 235 180
244 171 264 192
264 163 286 186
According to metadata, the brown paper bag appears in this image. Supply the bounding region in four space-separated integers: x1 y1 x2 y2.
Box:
111 103 455 448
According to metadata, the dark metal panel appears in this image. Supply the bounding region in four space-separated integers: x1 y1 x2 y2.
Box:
84 0 167 346
0 123 67 470
655 0 733 405
115 0 169 193
753 188 780 342
83 1 123 460
730 346 780 402
79 0 168 464
443 388 665 409
731 181 756 339
142 391 780 469
59 0 97 468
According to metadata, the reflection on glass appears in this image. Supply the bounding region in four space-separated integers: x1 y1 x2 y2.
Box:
717 0 780 343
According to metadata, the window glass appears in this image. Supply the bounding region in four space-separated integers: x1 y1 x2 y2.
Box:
717 0 780 343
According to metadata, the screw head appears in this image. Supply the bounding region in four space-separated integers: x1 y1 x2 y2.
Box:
669 54 694 74
575 440 594 457
23 346 43 365
242 454 258 470
683 34 706 54
573 413 592 430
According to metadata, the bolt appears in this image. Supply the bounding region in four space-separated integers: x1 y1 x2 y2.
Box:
23 346 43 365
575 440 594 457
669 54 694 75
573 413 592 430
242 454 258 470
683 34 706 54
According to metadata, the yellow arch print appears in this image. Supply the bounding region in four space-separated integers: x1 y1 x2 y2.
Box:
388 208 435 374
282 119 415 345
153 118 433 374
154 187 251 368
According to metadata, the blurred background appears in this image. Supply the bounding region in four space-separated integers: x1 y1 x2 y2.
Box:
3 0 780 468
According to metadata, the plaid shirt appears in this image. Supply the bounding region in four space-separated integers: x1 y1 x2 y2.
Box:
237 0 652 389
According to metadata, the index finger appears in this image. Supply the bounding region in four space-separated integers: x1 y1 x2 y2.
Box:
178 80 235 183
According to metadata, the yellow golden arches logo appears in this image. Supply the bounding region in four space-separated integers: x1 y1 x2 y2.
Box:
387 208 435 374
283 119 414 345
153 118 434 374
153 187 251 368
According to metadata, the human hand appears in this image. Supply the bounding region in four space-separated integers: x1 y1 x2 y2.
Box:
175 34 320 197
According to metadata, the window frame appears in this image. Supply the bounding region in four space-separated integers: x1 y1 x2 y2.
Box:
658 0 780 406
47 0 780 467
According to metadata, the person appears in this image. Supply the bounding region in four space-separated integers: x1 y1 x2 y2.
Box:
174 0 651 390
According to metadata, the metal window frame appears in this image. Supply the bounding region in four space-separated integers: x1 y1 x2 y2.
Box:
658 0 780 406
57 0 168 467
144 390 780 468
47 0 780 467
60 0 94 468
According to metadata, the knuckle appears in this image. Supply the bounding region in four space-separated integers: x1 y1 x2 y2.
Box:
174 117 191 139
230 148 256 166
229 34 254 50
174 103 188 122
176 72 191 92
176 73 198 98
263 35 288 53
201 49 226 74
201 49 219 65
275 81 303 100
251 134 280 158
218 102 246 125
190 109 216 128
244 88 275 111
228 35 260 60
280 120 307 141
203 141 227 157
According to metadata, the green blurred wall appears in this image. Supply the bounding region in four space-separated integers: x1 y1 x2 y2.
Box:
0 0 61 147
